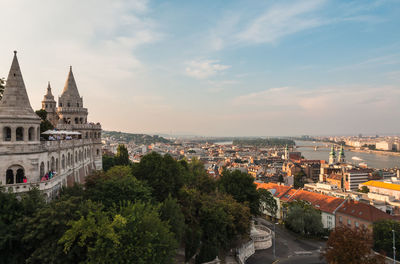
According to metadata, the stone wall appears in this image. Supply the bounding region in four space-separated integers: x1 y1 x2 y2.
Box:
236 240 255 264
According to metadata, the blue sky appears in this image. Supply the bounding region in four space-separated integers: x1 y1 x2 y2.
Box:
1 0 400 136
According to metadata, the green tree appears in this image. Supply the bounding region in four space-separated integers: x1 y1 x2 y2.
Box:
35 109 54 134
278 174 284 183
179 187 250 263
114 144 130 166
258 188 277 219
160 195 186 243
0 78 5 100
133 152 185 202
102 154 115 172
187 158 216 193
218 169 260 215
373 219 400 260
60 200 177 264
85 166 152 208
22 196 87 264
294 171 306 189
322 226 385 264
358 186 370 193
285 201 323 236
0 188 24 264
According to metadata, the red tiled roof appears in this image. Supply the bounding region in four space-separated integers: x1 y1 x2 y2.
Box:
288 190 345 214
280 189 299 202
255 182 292 198
337 200 394 223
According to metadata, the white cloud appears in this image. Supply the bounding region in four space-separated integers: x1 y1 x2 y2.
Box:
185 60 231 79
232 85 400 115
236 0 325 44
0 0 165 128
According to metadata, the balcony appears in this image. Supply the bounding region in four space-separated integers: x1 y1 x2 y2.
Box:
6 175 63 194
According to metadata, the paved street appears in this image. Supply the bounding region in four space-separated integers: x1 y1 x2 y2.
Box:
246 218 326 264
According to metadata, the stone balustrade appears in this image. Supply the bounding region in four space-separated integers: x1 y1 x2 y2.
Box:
6 174 63 194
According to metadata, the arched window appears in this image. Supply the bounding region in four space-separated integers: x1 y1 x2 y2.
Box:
6 169 14 184
97 149 100 156
16 168 24 183
85 132 88 139
75 117 79 124
67 102 70 107
3 127 11 141
56 158 59 172
16 127 24 141
51 157 55 171
62 155 65 170
40 162 45 178
67 153 71 166
98 132 101 138
75 151 78 163
28 127 35 141
79 118 83 124
59 102 63 107
37 127 40 141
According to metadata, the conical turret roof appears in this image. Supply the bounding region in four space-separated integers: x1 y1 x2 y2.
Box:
43 82 55 101
0 51 39 120
61 66 80 98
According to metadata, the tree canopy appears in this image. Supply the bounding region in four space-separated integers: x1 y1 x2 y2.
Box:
218 169 260 215
322 226 385 264
285 200 323 236
373 219 400 260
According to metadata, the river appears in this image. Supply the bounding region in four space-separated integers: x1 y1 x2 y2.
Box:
295 140 400 169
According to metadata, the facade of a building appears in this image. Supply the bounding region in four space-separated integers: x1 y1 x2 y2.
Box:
0 52 102 199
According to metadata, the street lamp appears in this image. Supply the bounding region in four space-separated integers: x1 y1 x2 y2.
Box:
273 222 279 259
393 229 396 264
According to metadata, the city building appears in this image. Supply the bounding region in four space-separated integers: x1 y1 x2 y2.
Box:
0 51 102 199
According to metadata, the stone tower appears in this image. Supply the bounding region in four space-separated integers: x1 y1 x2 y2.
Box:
56 66 103 170
0 51 42 184
57 66 87 125
284 144 289 161
41 82 58 127
337 145 345 163
329 145 336 165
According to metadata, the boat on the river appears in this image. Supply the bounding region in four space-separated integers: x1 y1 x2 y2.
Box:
352 156 363 161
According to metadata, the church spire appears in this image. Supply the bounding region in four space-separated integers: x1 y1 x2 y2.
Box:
329 145 336 165
61 66 80 97
43 81 54 100
0 51 38 119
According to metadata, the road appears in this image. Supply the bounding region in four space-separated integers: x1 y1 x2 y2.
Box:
246 218 326 264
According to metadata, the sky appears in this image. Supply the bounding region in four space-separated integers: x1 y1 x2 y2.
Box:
0 0 400 137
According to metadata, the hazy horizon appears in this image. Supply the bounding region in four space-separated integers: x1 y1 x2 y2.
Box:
1 0 399 136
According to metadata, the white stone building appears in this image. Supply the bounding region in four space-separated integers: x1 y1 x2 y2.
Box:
0 51 102 199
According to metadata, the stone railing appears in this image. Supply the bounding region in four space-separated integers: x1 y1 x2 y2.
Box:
0 143 45 154
57 107 88 114
5 175 63 194
236 240 255 264
43 138 94 151
57 123 101 130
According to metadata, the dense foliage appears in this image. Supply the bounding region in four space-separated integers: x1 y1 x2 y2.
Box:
218 169 260 215
373 219 400 260
233 138 295 147
0 153 255 263
258 188 278 218
285 200 323 237
102 130 170 144
102 144 131 171
35 109 54 134
322 226 385 264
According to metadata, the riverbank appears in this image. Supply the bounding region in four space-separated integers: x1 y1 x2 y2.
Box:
348 148 400 157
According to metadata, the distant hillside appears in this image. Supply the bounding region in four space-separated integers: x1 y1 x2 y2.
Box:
103 131 171 144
